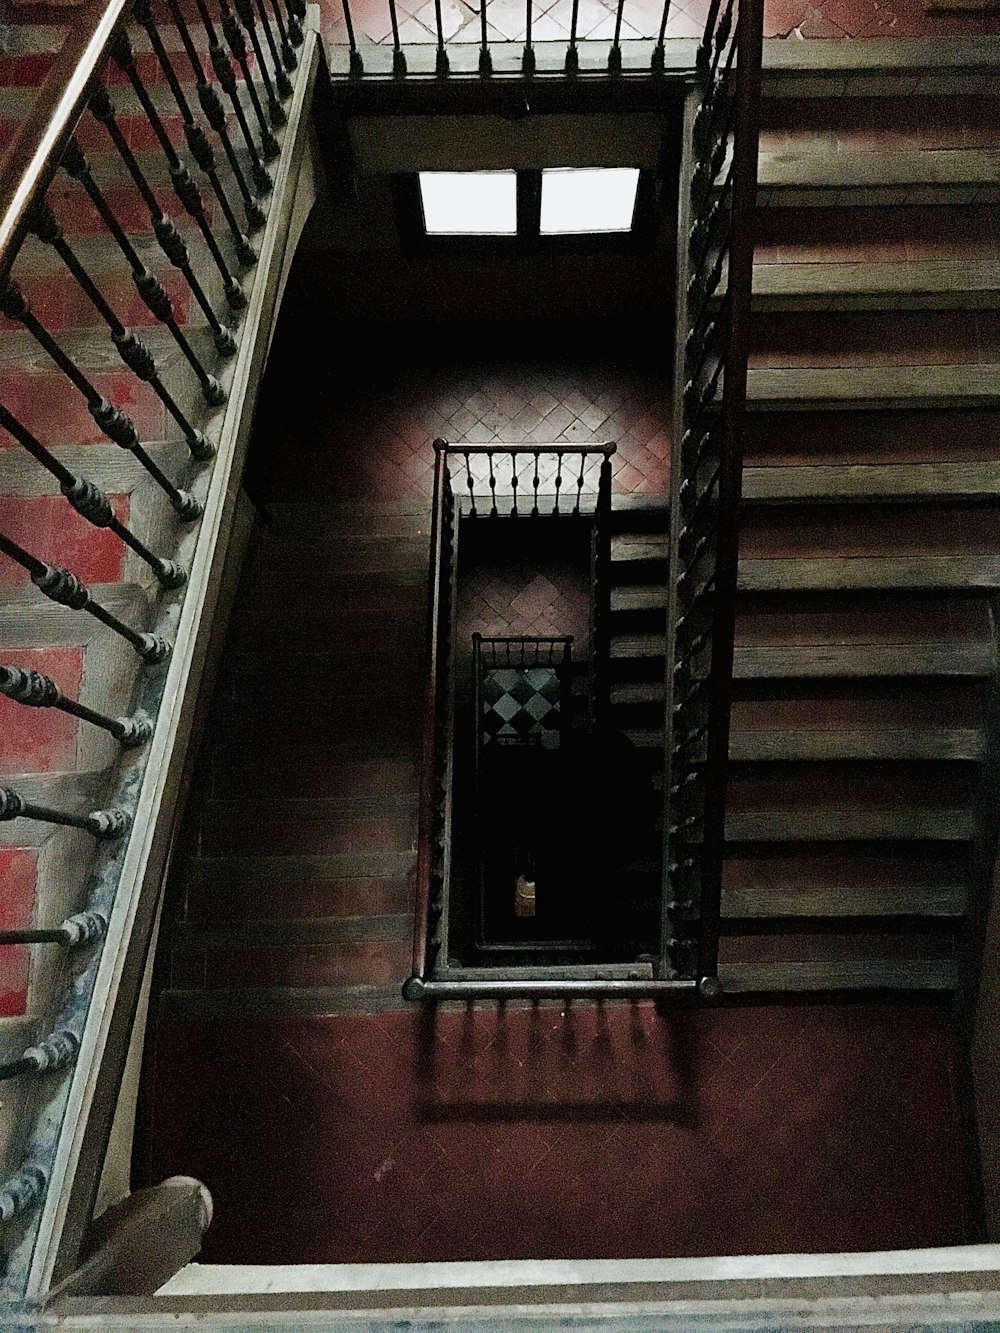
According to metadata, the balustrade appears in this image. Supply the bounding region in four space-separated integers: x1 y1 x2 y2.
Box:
0 0 311 1277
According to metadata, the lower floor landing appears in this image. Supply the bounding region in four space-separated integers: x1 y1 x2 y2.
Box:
141 997 967 1264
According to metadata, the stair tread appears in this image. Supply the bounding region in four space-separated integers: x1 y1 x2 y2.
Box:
719 959 958 991
161 984 408 1017
752 258 1000 311
722 883 967 918
726 808 973 840
610 682 666 704
747 362 1000 408
610 633 665 657
175 914 413 949
610 587 668 612
759 147 1000 189
610 536 670 561
742 461 1000 503
733 641 994 677
738 554 1000 591
729 726 982 762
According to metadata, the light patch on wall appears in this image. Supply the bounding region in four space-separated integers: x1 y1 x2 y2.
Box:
540 167 641 235
419 171 518 235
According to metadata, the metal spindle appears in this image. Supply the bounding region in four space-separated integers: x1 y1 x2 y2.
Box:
162 0 267 232
284 0 307 46
0 1032 79 1083
0 912 105 949
0 666 151 747
523 0 534 74
115 31 252 306
0 534 177 649
88 85 239 352
267 0 297 70
554 455 563 514
193 0 275 187
387 0 407 75
488 450 497 515
30 204 214 461
510 456 518 515
574 453 585 513
532 450 540 515
249 0 293 97
464 452 475 516
433 0 448 75
479 0 491 76
566 0 580 72
0 279 202 521
60 138 227 406
220 0 282 155
0 787 130 839
132 0 258 266
651 0 671 70
233 0 288 123
608 0 625 72
340 0 363 73
0 407 190 589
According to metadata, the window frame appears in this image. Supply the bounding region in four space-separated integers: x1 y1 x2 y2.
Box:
394 167 659 257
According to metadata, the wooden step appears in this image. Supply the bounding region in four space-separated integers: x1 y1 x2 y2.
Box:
719 958 958 991
184 851 418 899
738 554 1000 591
609 587 667 612
0 442 186 495
0 582 153 647
760 36 1000 96
161 983 408 1018
610 633 664 658
729 727 981 762
722 883 967 918
758 148 1000 205
610 536 670 563
747 363 1000 410
752 259 1000 312
725 808 973 841
733 641 995 677
174 913 413 951
742 461 1000 504
622 728 664 749
610 681 665 705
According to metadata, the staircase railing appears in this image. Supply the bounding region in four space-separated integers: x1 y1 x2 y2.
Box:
661 0 763 995
329 0 691 79
406 439 699 1000
0 0 317 1300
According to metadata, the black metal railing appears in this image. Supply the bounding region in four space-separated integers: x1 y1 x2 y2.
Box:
332 0 694 78
0 0 309 1270
661 0 763 995
406 439 699 1000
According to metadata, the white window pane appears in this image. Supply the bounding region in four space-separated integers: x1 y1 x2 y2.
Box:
540 167 641 235
419 171 518 235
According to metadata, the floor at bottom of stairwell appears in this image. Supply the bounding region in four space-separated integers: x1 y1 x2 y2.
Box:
142 997 967 1263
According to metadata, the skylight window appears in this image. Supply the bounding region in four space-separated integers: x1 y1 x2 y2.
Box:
539 167 641 235
419 171 518 236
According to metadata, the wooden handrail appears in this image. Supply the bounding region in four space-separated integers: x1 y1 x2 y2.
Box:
0 0 132 284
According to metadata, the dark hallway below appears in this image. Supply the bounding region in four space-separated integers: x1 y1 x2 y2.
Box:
135 285 971 1264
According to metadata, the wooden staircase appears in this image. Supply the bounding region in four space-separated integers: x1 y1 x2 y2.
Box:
719 59 1000 993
